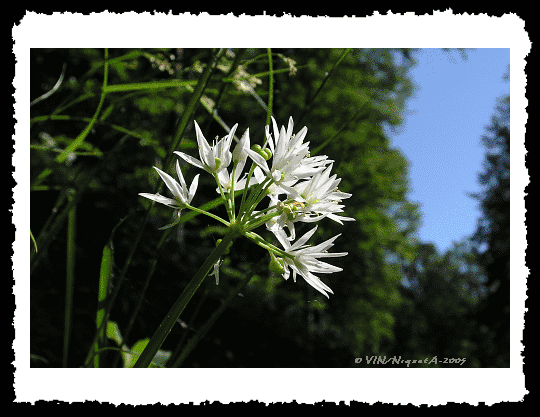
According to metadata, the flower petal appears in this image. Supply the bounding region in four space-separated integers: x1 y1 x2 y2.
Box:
175 159 188 191
245 148 270 173
138 193 177 207
188 174 200 203
194 121 212 165
153 166 184 202
289 226 318 251
174 151 206 171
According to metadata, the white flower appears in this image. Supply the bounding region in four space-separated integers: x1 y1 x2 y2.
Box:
175 121 238 175
274 225 347 298
139 160 199 209
292 163 355 224
139 160 199 229
266 164 354 240
245 117 329 197
217 128 254 192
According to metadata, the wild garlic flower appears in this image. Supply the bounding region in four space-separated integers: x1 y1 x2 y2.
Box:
139 160 199 210
266 164 354 240
217 128 254 193
175 121 238 175
139 160 200 229
291 163 355 224
140 116 352 298
246 117 330 196
274 225 347 298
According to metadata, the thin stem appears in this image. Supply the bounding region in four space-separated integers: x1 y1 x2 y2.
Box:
229 164 237 223
213 172 233 222
171 269 255 367
133 230 238 368
243 230 291 260
237 162 258 219
266 48 274 127
244 210 282 231
298 48 352 127
103 79 197 94
186 204 230 227
241 177 274 223
63 189 76 367
111 226 172 368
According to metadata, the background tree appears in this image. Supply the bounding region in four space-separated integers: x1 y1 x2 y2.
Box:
469 85 511 367
389 241 487 367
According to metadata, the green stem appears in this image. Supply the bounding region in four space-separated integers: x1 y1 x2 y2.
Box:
133 230 238 368
244 210 281 231
213 172 233 221
241 177 274 223
298 48 351 126
103 79 197 93
266 48 274 126
229 164 237 223
243 230 291 260
237 162 258 219
186 204 230 227
63 189 76 367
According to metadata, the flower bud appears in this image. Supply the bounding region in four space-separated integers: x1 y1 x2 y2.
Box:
268 252 285 275
251 144 272 161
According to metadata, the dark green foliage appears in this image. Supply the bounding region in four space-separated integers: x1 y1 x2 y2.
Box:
469 93 511 367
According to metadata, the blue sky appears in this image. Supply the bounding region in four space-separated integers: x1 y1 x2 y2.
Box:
388 48 510 253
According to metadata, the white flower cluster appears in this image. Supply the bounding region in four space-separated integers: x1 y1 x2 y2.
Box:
140 117 354 297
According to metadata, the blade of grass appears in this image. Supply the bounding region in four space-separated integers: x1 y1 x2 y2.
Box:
31 63 66 106
93 234 114 368
93 215 128 368
63 189 76 367
103 79 197 93
30 230 38 254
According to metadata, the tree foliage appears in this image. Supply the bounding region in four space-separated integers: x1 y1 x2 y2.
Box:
469 90 511 367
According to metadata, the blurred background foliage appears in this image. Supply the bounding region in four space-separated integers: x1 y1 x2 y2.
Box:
29 48 510 367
